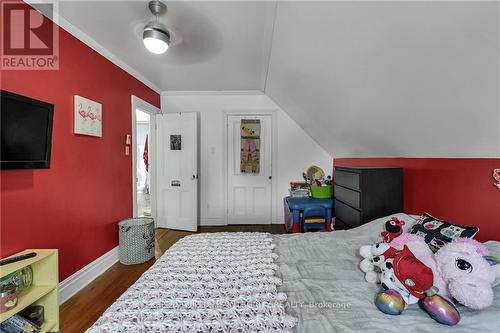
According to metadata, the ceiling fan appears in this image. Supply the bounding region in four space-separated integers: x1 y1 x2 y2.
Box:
143 0 179 54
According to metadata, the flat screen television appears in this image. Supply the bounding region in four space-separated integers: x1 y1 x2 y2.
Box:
1 90 54 169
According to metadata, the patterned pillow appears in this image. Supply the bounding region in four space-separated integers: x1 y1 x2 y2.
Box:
409 213 479 252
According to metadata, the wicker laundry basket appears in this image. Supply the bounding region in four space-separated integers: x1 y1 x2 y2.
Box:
118 218 155 265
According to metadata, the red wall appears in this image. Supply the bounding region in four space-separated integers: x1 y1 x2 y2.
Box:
0 5 160 280
333 158 500 242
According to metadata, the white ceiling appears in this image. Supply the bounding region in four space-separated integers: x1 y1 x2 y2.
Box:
50 0 276 91
33 1 499 157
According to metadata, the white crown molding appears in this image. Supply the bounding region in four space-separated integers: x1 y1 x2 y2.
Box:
58 246 118 305
26 1 161 94
56 15 161 93
161 90 264 96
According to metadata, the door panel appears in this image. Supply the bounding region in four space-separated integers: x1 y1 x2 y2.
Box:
157 112 198 231
227 115 272 224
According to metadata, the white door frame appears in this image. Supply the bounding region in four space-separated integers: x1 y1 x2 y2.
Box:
223 110 278 225
131 95 161 222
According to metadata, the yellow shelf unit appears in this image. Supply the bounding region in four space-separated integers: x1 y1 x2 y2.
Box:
40 320 56 333
0 249 59 332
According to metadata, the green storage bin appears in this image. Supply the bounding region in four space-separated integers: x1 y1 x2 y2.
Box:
310 185 333 199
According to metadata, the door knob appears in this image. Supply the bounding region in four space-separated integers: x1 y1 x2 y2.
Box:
269 176 272 180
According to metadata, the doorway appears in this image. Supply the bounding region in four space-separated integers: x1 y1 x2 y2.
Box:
131 96 160 220
135 110 151 217
226 114 273 224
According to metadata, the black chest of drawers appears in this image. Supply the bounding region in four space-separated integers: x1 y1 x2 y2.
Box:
334 166 403 230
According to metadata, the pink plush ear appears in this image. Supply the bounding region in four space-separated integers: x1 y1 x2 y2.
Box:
482 255 500 282
483 255 500 267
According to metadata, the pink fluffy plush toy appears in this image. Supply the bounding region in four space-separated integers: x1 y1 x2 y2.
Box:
435 238 500 310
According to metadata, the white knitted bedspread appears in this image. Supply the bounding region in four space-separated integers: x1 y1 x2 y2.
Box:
86 232 297 333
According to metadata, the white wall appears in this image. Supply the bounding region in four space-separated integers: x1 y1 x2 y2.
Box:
266 1 500 158
161 93 331 225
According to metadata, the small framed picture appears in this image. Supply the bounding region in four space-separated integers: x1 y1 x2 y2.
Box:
74 95 102 137
170 135 181 150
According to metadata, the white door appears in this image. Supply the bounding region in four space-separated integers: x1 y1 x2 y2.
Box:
227 114 272 224
156 112 198 231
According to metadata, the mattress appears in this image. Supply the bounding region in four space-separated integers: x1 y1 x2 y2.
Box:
273 213 500 333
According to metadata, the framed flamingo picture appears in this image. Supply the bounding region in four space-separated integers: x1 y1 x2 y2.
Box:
74 95 102 137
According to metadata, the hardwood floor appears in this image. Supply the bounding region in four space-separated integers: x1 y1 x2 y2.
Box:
59 224 286 332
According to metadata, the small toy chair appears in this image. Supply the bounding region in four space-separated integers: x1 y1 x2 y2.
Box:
302 205 327 232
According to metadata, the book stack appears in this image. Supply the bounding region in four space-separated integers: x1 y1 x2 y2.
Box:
0 314 40 333
289 181 310 197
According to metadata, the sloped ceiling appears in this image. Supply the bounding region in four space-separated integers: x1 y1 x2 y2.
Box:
265 1 500 158
35 1 499 158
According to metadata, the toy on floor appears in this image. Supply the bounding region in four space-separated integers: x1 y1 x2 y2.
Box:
360 235 500 325
302 205 328 232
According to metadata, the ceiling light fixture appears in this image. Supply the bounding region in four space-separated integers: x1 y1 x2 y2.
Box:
143 1 170 54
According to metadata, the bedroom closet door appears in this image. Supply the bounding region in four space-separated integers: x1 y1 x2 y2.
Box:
226 114 272 224
156 112 198 231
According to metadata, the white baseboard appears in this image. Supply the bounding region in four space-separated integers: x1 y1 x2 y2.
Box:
199 217 284 226
59 246 119 305
199 218 226 226
272 216 284 224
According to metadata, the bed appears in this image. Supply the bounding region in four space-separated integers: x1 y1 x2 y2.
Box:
87 214 500 332
275 213 500 332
